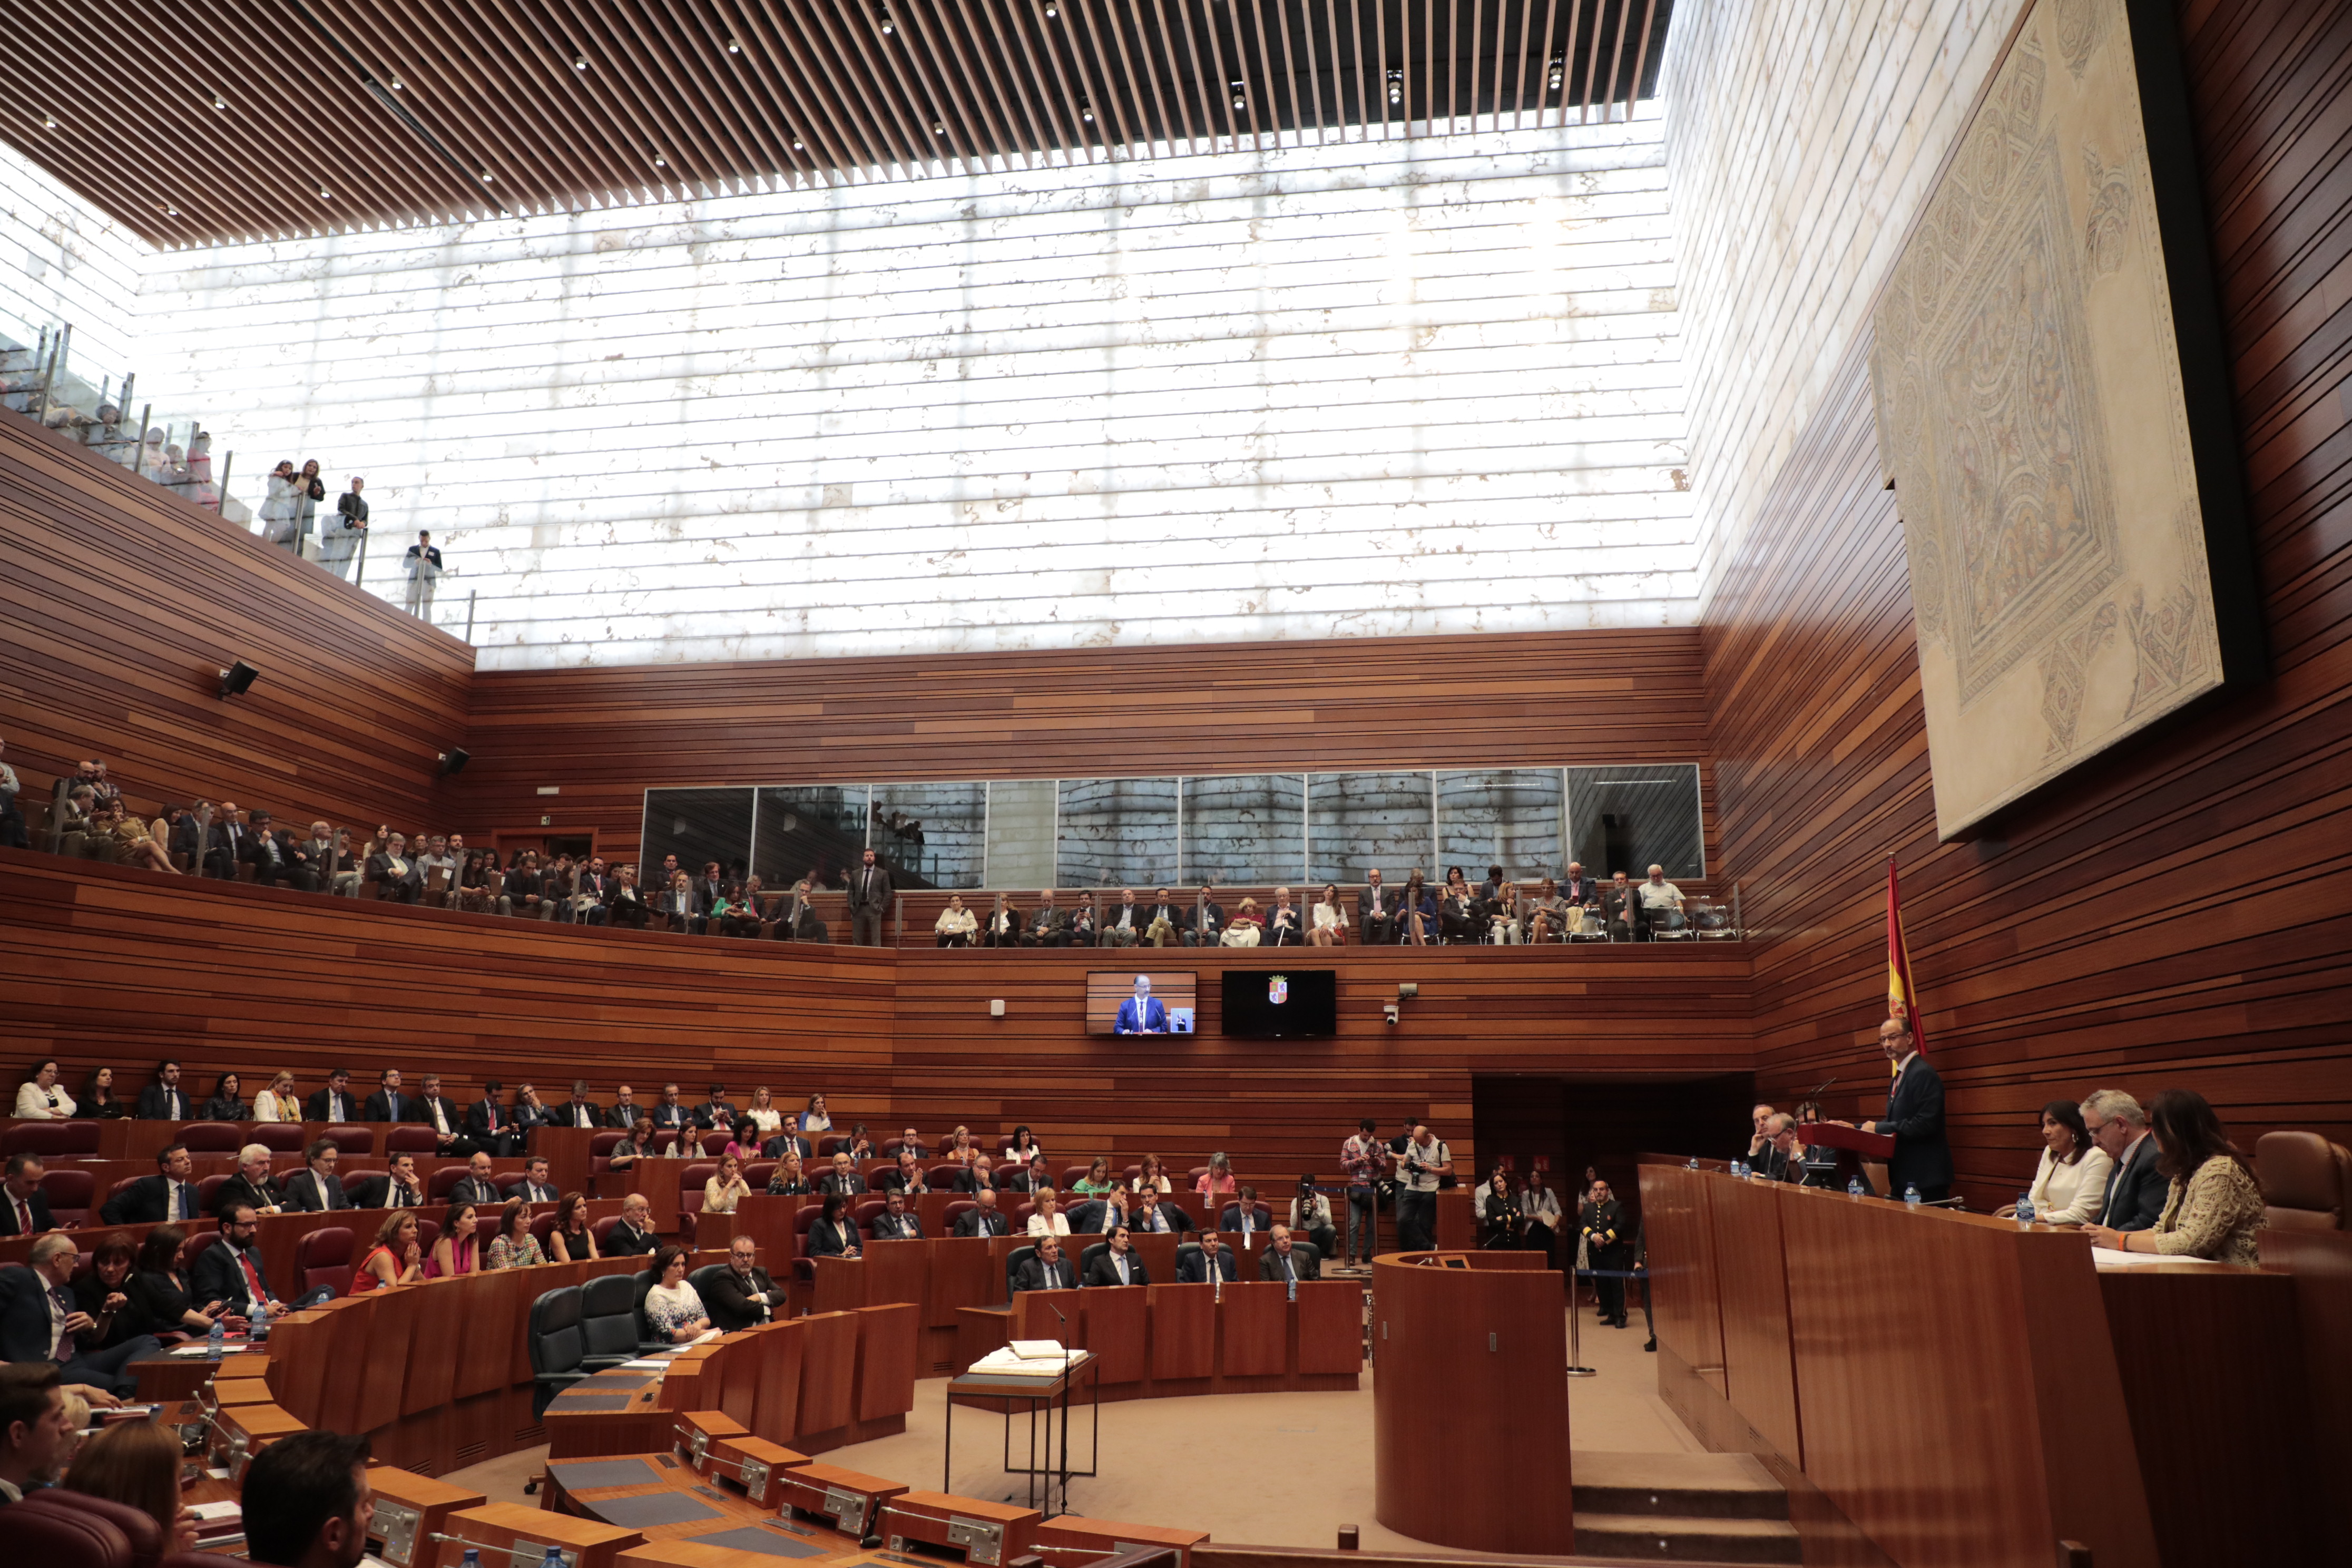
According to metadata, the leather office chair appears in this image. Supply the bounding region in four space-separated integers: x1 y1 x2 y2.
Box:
105 1174 144 1213
591 1214 626 1250
745 1160 777 1190
194 1173 233 1214
852 1198 889 1231
632 1269 666 1352
531 1210 563 1250
579 1271 641 1369
160 1555 254 1568
341 1173 389 1209
1079 1241 1110 1278
1005 1244 1037 1296
9 1494 136 1568
322 1124 374 1155
589 1130 626 1174
3 1120 101 1158
24 1489 165 1567
177 1122 241 1153
177 1229 214 1275
296 1226 356 1298
688 1262 733 1302
1062 1165 1093 1190
2256 1130 2351 1230
698 1131 732 1156
527 1282 589 1415
428 1166 471 1202
251 1124 305 1153
413 1219 441 1256
1174 1241 1203 1278
819 1135 852 1159
37 1168 95 1226
943 1200 977 1233
1014 1201 1039 1226
386 1125 440 1155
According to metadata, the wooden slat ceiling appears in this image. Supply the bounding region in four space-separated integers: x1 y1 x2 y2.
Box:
1 0 1670 249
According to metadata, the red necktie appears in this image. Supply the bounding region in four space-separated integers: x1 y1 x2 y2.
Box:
238 1250 268 1311
13 1198 29 1233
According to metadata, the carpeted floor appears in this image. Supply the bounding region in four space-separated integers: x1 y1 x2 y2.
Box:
447 1305 1694 1555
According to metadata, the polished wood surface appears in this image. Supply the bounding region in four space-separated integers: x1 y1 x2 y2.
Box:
1370 1250 1571 1554
1701 0 2352 1204
1703 1171 1800 1464
2260 1230 2352 1567
0 413 470 834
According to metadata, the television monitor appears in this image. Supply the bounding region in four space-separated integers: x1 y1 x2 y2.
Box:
1086 971 1198 1035
1220 969 1337 1037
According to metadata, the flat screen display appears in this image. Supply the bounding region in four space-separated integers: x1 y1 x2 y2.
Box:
1220 969 1337 1037
1085 971 1197 1035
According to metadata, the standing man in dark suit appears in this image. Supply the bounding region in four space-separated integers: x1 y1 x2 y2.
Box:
703 1236 780 1330
2081 1090 2167 1232
135 1060 189 1121
1014 1236 1077 1292
1177 1232 1238 1284
191 1204 286 1322
1084 1225 1149 1287
361 1069 409 1125
558 1081 603 1130
847 848 892 947
1259 1224 1319 1287
467 1082 523 1158
101 1144 201 1226
1861 1017 1953 1202
281 1141 349 1212
870 1190 923 1241
1 1155 57 1237
414 1075 474 1157
307 1068 359 1125
953 1190 1012 1237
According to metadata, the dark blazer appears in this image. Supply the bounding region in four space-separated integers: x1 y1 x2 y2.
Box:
1356 884 1397 940
649 1102 690 1130
1218 1203 1272 1233
361 1089 411 1124
703 1266 780 1332
555 1098 603 1130
1065 1200 1125 1235
953 1207 1012 1238
1131 1200 1188 1236
2101 1135 2169 1232
820 1171 868 1198
692 1100 738 1131
1013 1255 1077 1292
847 864 894 915
366 851 422 899
465 1099 515 1140
1176 1247 1238 1284
102 1173 202 1227
1026 905 1069 940
762 1132 815 1161
1002 1169 1051 1194
306 1087 360 1123
1182 900 1225 939
1141 901 1180 931
805 1218 860 1258
875 1167 927 1194
280 1168 348 1212
1880 1055 1955 1193
870 1210 923 1241
1083 1249 1150 1288
210 1173 280 1218
1259 1245 1320 1282
414 1095 466 1138
0 1187 57 1237
0 1263 66 1364
449 1175 503 1209
199 1096 250 1121
72 1269 154 1349
605 1102 647 1130
604 1221 660 1257
135 1083 190 1121
191 1237 275 1317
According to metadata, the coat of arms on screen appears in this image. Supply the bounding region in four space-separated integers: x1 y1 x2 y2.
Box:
1268 976 1289 1006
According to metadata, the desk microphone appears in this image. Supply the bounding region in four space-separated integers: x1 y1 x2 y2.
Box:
1807 1076 1837 1106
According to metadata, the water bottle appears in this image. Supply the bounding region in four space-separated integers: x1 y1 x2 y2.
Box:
461 1552 482 1568
207 1320 225 1360
1846 1176 1864 1198
250 1309 270 1344
1685 1157 1699 1171
1903 1183 1922 1208
2015 1194 2035 1227
541 1546 566 1568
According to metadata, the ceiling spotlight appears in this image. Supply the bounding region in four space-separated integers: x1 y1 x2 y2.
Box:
42 114 58 130
727 37 741 53
389 76 405 91
1080 100 1094 123
790 131 804 150
573 55 588 69
212 94 227 110
1044 1 1057 14
1547 54 1565 91
479 170 494 182
318 188 332 199
217 660 261 699
878 11 896 34
1229 81 1246 111
932 120 946 135
1387 68 1403 105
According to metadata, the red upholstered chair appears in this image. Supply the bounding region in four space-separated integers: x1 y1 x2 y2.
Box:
23 1488 164 1566
177 1122 243 1153
387 1125 440 1154
943 1199 977 1232
531 1210 562 1248
1013 1201 1037 1226
106 1174 144 1213
851 1199 888 1232
699 1130 731 1156
1187 1166 1213 1188
881 1138 907 1157
9 1494 136 1568
745 1161 777 1190
2256 1130 2351 1230
195 1173 233 1213
296 1226 356 1298
37 1168 95 1226
251 1124 305 1152
2 1120 102 1158
412 1219 441 1255
162 1555 257 1568
929 1162 966 1190
590 1130 626 1174
322 1124 374 1155
1062 1165 1093 1190
818 1134 852 1159
591 1214 625 1250
678 1162 718 1242
428 1166 471 1202
1122 1164 1143 1185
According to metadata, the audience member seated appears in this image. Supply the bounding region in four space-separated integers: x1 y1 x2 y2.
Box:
820 1152 868 1198
1133 1153 1174 1196
1071 1157 1119 1197
1599 871 1640 939
1220 897 1265 946
2086 1090 2267 1265
305 1067 360 1124
1180 888 1224 947
606 1195 660 1256
703 1155 751 1216
611 1120 658 1177
1264 887 1305 946
135 1059 190 1121
1141 887 1180 946
1 1234 161 1396
93 800 180 875
63 1419 200 1555
1762 1115 1837 1189
129 1225 219 1334
102 1143 202 1226
957 1154 999 1193
705 1236 780 1329
807 1194 861 1259
1085 1225 1149 1286
1196 1152 1238 1196
1288 1177 1338 1257
1026 1189 1071 1237
1636 864 1686 936
548 1194 600 1262
1099 888 1144 946
1438 868 1480 944
485 1199 546 1269
0 1364 78 1506
1309 882 1348 946
352 1210 425 1292
2082 1089 2168 1232
13 1059 74 1119
1133 1191 1185 1235
871 1189 922 1240
428 1202 480 1278
1067 891 1098 948
766 1153 811 1195
68 1238 153 1353
979 893 1021 947
253 1069 302 1124
467 1082 525 1158
200 1070 250 1120
878 1149 928 1193
240 1428 376 1568
1014 1236 1077 1292
1177 1231 1238 1283
1219 1185 1270 1244
1523 879 1566 943
192 1204 288 1322
282 1140 350 1212
606 865 651 928
1399 871 1437 944
1023 889 1068 947
1992 1101 2113 1224
78 1066 125 1120
2 1154 57 1237
367 832 423 903
1005 1153 1053 1193
642 1245 711 1341
515 1155 559 1204
1259 1223 1319 1285
953 1189 1012 1237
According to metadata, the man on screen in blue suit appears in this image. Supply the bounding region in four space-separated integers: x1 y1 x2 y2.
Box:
1115 975 1170 1035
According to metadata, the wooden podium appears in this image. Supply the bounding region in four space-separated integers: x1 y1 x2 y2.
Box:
1796 1120 1894 1191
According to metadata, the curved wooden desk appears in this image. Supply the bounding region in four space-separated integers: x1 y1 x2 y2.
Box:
1370 1250 1571 1555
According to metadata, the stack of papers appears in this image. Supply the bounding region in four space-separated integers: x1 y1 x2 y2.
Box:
968 1346 1090 1377
190 1501 243 1544
620 1358 670 1370
168 1342 250 1358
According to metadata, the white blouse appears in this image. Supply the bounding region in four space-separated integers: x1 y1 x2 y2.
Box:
2026 1145 2114 1226
743 1107 783 1136
12 1084 75 1120
1026 1212 1072 1237
936 906 978 935
253 1089 299 1123
1311 900 1344 931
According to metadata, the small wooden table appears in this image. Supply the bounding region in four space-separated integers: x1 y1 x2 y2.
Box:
942 1353 1097 1516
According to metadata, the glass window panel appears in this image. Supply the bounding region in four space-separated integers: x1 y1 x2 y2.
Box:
1182 774 1305 886
1056 777 1178 890
1436 769 1564 883
985 780 1057 890
866 781 986 890
752 786 869 892
641 788 755 884
1567 765 1705 880
1307 772 1434 887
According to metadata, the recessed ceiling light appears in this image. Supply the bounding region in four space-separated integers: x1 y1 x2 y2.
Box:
212 94 228 110
42 114 58 130
878 11 895 34
389 76 405 91
727 37 741 53
1080 100 1093 123
319 188 332 199
1044 1 1057 14
932 121 946 135
574 55 588 70
652 155 667 168
479 170 494 182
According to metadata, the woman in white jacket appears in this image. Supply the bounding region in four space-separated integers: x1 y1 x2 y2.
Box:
13 1059 75 1119
1995 1101 2114 1224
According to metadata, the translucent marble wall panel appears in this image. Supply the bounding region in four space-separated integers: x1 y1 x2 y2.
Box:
1308 773 1436 886
866 781 986 890
1183 773 1306 887
0 141 144 384
752 785 868 890
1566 764 1704 879
1057 778 1179 890
984 780 1056 890
642 787 754 880
129 118 1692 668
1436 768 1564 880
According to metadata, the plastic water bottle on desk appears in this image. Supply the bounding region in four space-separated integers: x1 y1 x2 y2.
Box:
1685 1157 1699 1171
251 1309 270 1344
2015 1194 2036 1228
207 1320 225 1360
541 1546 566 1568
1903 1184 1922 1208
461 1551 481 1568
1846 1176 1864 1198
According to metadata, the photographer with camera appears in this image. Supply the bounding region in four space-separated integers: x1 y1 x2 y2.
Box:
1339 1118 1390 1267
1287 1174 1338 1260
1396 1122 1450 1250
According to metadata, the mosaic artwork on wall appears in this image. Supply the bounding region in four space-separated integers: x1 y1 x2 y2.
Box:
1870 0 2261 838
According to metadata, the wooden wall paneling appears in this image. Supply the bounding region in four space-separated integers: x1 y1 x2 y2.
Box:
795 1311 860 1442
1707 1178 1801 1464
1700 0 2352 1206
1635 1163 1726 1396
2258 1230 2352 1567
0 413 472 834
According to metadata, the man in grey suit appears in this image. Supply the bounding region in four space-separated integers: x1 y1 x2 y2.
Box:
847 848 892 947
2082 1089 2168 1231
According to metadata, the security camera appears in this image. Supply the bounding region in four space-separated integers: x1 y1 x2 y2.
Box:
1383 1003 1400 1026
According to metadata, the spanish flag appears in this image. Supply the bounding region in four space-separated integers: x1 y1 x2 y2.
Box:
1886 857 1926 1072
